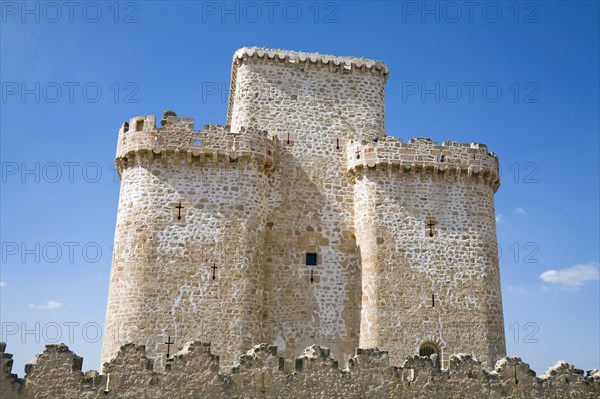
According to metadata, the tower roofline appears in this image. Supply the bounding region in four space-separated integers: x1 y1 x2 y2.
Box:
226 47 389 126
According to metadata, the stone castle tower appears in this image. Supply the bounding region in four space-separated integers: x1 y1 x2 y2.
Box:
101 47 506 371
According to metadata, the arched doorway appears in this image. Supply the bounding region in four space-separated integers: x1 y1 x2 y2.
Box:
419 342 439 357
419 342 441 368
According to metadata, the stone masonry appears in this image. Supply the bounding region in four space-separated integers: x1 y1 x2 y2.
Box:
100 47 506 372
1 342 599 398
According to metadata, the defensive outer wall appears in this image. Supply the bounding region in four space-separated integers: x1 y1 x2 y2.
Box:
1 342 599 398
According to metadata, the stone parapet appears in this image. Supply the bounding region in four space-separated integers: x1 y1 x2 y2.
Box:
347 136 500 191
116 113 274 176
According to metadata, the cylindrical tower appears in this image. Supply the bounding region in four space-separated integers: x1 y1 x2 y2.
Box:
101 113 273 369
350 137 505 369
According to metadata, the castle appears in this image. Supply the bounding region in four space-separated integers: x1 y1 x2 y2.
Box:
101 47 505 372
2 47 599 399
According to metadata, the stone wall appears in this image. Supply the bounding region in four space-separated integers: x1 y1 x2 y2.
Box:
1 342 598 398
102 47 507 373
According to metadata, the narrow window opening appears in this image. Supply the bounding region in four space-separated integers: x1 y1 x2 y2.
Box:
175 202 184 221
432 293 435 308
306 253 317 267
425 218 438 238
123 122 129 133
136 120 144 131
173 201 186 223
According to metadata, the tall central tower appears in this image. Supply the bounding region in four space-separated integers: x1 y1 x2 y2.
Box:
101 47 505 371
227 47 388 369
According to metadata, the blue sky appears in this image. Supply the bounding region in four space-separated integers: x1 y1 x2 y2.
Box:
1 1 598 375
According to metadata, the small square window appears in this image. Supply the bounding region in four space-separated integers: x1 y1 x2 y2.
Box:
306 253 317 266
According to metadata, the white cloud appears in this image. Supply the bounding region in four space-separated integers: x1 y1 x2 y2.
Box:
495 214 503 223
0 281 6 287
29 300 63 310
539 262 600 289
515 207 526 215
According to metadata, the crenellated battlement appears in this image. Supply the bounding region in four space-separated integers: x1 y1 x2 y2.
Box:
232 47 389 75
115 111 275 176
2 342 598 399
116 112 196 155
347 136 500 190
